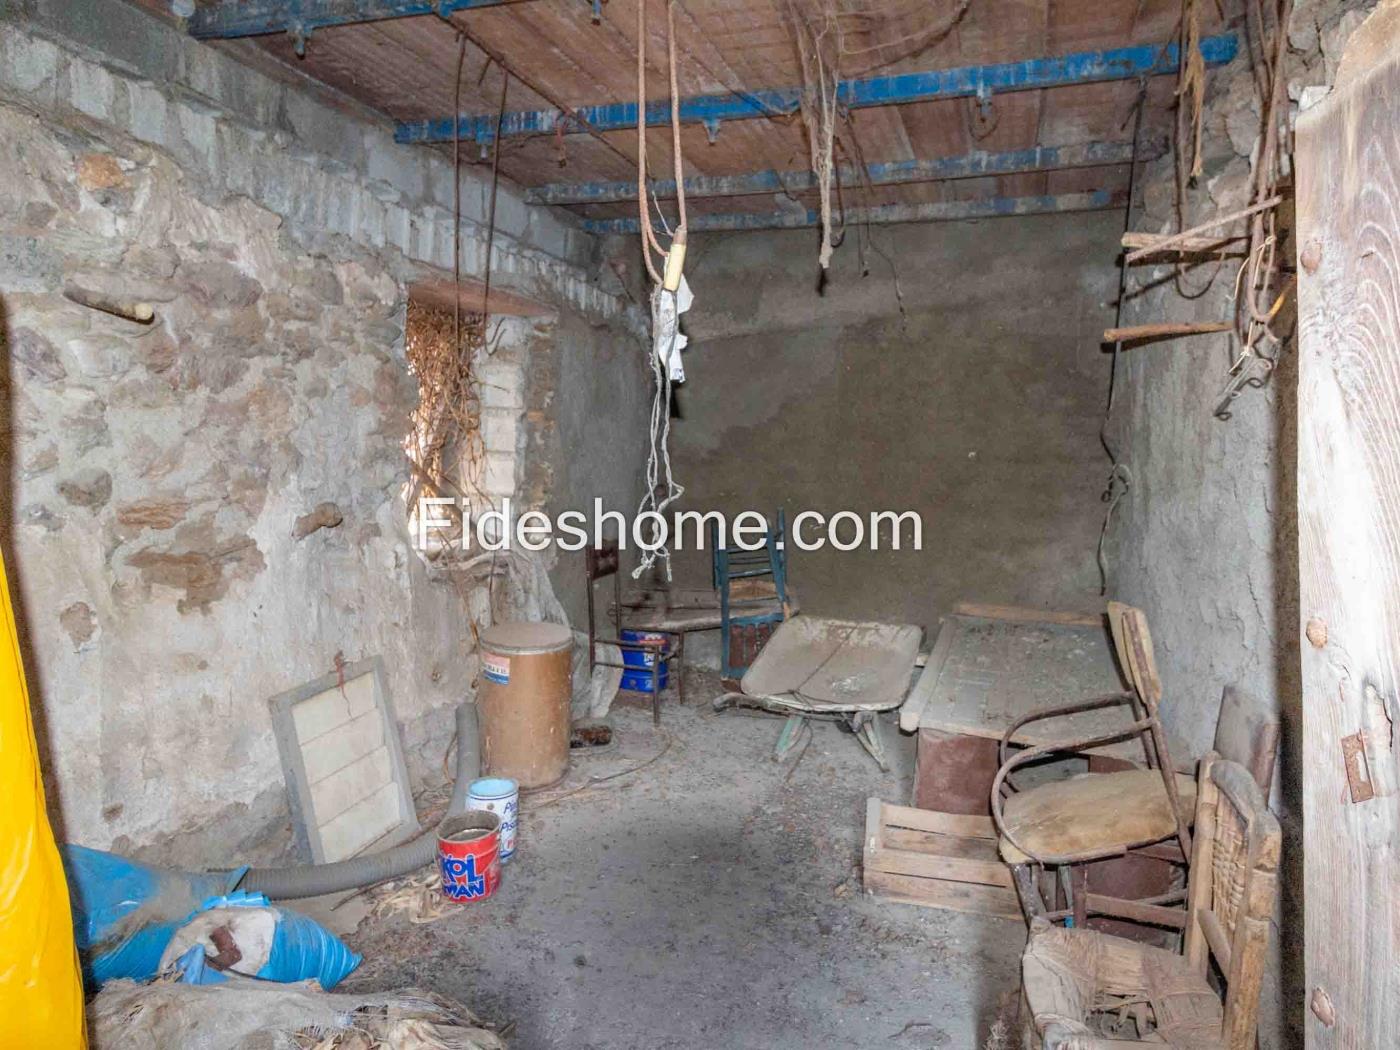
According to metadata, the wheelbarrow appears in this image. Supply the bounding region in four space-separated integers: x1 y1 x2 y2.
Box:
713 615 922 770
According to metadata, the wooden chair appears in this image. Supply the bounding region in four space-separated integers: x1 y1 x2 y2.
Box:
585 542 682 725
991 603 1195 928
711 509 790 680
1019 755 1281 1048
990 600 1282 930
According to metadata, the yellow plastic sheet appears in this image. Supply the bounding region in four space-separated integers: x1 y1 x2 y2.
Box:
0 548 86 1046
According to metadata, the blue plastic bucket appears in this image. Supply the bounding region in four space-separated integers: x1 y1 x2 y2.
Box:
619 629 669 692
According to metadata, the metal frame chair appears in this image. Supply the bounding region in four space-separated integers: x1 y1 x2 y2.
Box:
990 603 1194 929
585 542 683 725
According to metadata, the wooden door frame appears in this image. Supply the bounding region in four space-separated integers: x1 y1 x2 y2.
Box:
1295 3 1400 1044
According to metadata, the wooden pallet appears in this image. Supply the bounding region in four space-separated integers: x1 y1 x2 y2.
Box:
863 798 1022 921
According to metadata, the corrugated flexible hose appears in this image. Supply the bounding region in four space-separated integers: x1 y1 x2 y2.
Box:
237 703 476 900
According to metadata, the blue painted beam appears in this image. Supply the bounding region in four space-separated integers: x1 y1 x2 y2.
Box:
187 0 529 40
579 189 1127 236
397 33 1237 145
527 139 1161 205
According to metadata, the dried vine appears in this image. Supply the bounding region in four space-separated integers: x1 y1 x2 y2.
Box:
404 299 487 528
780 0 973 272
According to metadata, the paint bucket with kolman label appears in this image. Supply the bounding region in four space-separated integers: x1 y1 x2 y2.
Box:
437 811 501 903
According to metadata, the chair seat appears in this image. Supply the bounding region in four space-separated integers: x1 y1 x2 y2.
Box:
999 769 1196 865
1022 921 1224 1048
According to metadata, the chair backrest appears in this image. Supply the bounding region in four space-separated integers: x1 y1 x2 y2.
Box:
1106 601 1162 709
1106 602 1193 859
711 509 788 600
1213 685 1280 796
1183 755 1282 1049
584 543 622 653
585 542 620 582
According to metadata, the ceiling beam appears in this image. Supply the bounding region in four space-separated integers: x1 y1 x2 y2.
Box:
396 33 1237 145
527 139 1161 205
187 0 533 41
580 189 1128 236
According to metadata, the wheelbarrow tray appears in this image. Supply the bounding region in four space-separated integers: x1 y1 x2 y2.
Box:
738 616 922 712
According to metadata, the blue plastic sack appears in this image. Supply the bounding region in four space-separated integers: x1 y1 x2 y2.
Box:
60 846 360 989
256 905 362 988
190 891 361 989
61 844 245 986
172 944 228 985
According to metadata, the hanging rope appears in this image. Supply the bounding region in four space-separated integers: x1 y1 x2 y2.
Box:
667 0 688 239
1176 0 1206 183
631 0 690 581
1214 0 1294 418
786 0 839 270
637 0 664 282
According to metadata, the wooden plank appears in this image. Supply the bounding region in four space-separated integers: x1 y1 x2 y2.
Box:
898 614 959 732
1295 5 1400 1045
950 602 1104 627
906 614 1139 759
880 801 997 840
1120 230 1245 254
1212 685 1279 795
863 795 884 855
866 846 1014 889
1102 321 1233 344
882 825 1001 860
1082 893 1186 930
864 869 1023 921
1198 906 1233 973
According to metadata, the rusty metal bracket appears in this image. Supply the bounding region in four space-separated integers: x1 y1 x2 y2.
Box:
1341 731 1376 803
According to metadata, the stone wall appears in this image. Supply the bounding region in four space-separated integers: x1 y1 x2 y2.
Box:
0 1 646 866
1103 2 1376 1044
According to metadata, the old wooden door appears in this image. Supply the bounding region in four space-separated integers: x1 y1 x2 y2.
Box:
1295 4 1400 1045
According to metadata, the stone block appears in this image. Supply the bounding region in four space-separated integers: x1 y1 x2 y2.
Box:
176 102 218 169
1 29 60 95
483 451 516 498
69 60 115 122
480 407 519 453
58 468 112 511
0 234 62 293
479 361 524 410
181 259 263 309
10 326 67 382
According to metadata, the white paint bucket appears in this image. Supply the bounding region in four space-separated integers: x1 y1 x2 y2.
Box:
468 777 519 862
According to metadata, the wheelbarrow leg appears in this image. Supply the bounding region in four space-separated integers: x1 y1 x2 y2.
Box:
852 711 890 771
773 714 808 762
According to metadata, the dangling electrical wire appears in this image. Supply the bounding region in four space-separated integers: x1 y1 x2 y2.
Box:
632 0 691 581
637 0 664 283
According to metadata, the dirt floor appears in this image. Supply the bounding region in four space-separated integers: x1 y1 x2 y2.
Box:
336 669 1026 1049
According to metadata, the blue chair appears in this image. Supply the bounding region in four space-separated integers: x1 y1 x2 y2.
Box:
711 509 790 681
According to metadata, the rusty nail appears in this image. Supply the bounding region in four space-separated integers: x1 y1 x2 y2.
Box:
1301 240 1323 274
1306 618 1328 648
1311 986 1336 1028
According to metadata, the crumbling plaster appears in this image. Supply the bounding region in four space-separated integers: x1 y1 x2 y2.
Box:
0 1 644 866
